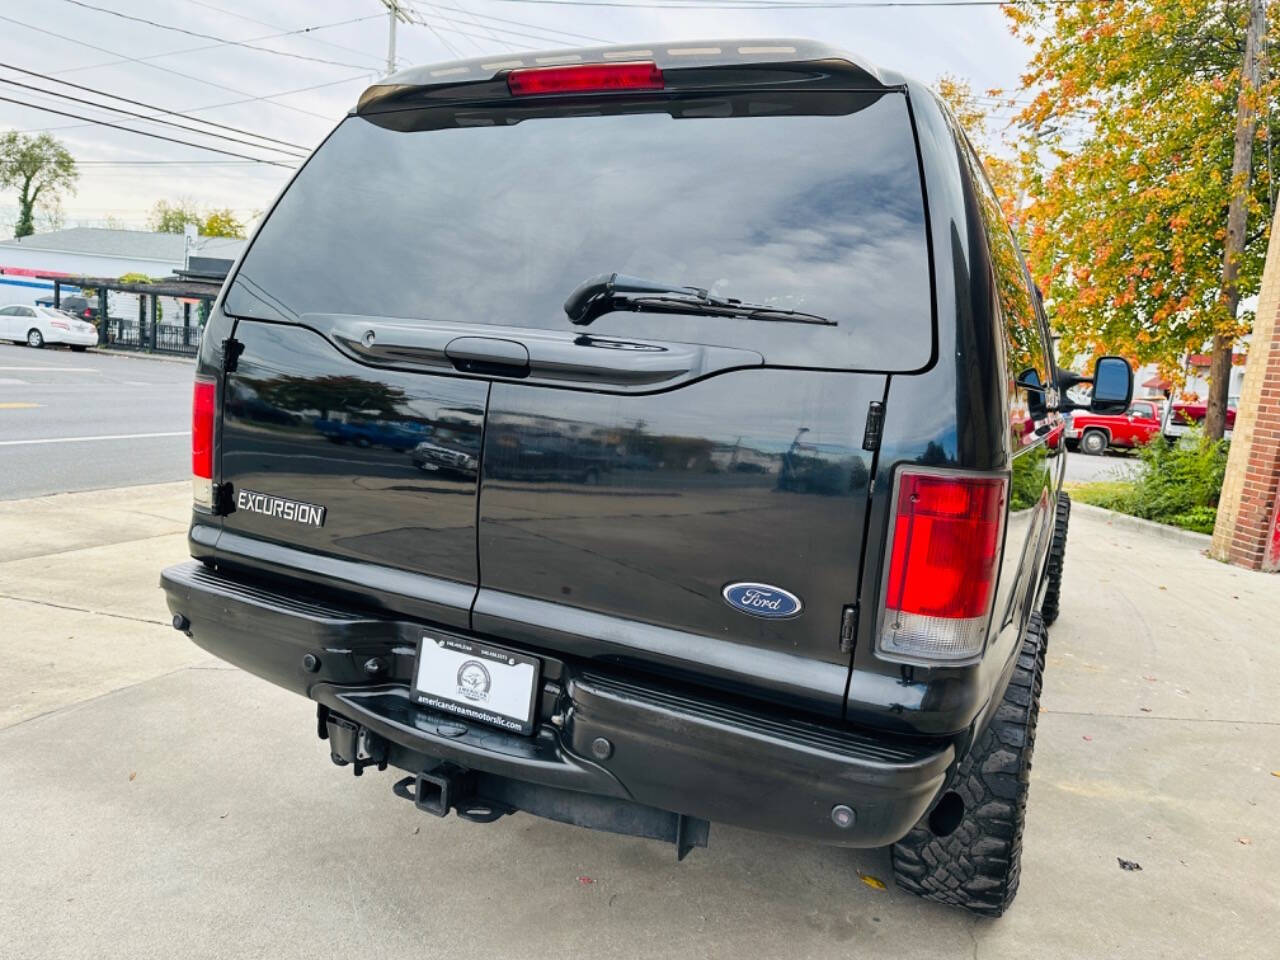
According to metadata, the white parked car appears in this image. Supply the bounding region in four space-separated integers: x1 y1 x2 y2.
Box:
0 304 98 350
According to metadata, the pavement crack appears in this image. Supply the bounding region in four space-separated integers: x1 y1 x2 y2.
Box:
0 664 199 733
0 593 166 627
1040 708 1279 727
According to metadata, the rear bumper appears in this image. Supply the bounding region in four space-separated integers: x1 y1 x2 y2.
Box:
161 560 952 848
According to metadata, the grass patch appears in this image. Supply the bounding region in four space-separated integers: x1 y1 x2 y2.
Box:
1067 430 1228 534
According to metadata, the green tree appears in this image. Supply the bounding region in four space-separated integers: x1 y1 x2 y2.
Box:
0 133 77 238
199 208 244 238
1005 1 1275 437
150 199 245 238
149 198 201 234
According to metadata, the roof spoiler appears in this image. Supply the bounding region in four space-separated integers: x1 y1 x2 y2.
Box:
355 38 897 116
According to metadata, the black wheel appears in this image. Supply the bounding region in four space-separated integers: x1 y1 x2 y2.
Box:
890 613 1046 917
1080 429 1107 455
26 328 45 348
1040 492 1070 626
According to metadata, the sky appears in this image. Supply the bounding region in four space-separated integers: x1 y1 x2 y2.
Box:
0 0 1031 233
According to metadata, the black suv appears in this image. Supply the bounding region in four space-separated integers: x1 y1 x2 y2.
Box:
162 41 1132 917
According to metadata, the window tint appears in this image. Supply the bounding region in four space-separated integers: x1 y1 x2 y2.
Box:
0 306 16 315
1129 402 1156 420
226 91 933 372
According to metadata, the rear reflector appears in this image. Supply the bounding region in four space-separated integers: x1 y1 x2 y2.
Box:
878 470 1007 664
192 377 215 507
507 62 664 96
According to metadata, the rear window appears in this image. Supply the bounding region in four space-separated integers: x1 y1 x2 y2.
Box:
225 90 933 371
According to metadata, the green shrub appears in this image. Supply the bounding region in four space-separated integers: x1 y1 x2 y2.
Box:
1071 427 1228 533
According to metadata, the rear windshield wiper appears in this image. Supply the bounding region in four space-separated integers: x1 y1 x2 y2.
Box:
563 273 837 328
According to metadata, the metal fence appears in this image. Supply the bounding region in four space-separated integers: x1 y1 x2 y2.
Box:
99 291 205 358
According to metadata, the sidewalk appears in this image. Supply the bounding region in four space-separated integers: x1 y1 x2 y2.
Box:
1 484 1277 958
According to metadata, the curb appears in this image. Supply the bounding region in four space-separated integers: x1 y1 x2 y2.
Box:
86 348 194 365
1071 501 1213 549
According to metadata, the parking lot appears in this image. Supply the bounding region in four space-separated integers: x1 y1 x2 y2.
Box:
0 480 1274 958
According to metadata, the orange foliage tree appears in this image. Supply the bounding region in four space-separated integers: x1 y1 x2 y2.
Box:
1004 0 1276 432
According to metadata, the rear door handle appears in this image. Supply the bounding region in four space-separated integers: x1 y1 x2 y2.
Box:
321 315 763 390
445 336 530 376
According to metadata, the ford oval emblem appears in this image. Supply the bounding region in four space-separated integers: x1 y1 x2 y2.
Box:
722 582 803 619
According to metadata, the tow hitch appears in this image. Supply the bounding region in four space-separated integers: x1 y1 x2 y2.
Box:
319 705 388 777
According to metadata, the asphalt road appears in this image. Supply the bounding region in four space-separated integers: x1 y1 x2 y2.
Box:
0 343 192 500
1063 449 1139 485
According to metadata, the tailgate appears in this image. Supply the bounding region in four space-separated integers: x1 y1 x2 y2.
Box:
215 319 486 629
475 369 885 717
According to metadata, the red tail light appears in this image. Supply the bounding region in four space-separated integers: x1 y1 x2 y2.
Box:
82 308 92 318
192 377 215 506
878 470 1007 664
507 62 664 97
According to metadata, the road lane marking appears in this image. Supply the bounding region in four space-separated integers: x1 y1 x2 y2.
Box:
0 430 187 446
0 402 39 409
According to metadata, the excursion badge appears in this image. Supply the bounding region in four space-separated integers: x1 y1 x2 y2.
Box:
235 488 326 527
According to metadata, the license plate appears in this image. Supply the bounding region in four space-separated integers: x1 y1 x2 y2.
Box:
411 635 540 735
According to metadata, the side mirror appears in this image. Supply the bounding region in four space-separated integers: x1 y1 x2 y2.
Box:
1056 355 1133 413
1017 368 1048 420
1090 356 1133 413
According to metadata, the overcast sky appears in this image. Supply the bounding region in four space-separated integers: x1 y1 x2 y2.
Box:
0 0 1029 232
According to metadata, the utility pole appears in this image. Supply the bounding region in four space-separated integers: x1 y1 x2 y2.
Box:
379 1 411 76
1207 0 1267 440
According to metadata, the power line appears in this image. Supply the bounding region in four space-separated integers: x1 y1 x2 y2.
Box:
0 12 332 121
0 94 298 168
0 65 308 155
16 75 369 137
173 0 389 65
403 3 608 47
406 12 539 50
425 2 613 43
470 0 1104 7
52 0 378 71
75 160 283 165
54 14 385 77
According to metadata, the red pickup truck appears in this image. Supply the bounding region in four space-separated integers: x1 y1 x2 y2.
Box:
1161 400 1236 441
1065 398 1163 454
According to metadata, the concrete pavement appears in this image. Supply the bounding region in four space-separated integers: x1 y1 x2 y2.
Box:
1 483 1277 958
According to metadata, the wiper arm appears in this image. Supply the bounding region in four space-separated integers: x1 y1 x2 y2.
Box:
563 272 836 327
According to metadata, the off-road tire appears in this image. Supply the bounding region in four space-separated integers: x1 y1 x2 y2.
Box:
1040 492 1070 626
890 613 1046 917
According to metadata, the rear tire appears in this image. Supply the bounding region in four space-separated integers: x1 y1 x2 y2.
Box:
890 613 1046 917
1040 492 1070 626
1080 429 1107 455
26 328 45 348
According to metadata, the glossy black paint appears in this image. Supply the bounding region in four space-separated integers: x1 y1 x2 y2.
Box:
845 82 1065 735
476 370 882 717
168 44 1090 848
161 559 951 848
215 320 487 626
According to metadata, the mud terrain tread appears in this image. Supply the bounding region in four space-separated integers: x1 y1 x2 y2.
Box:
889 613 1046 917
1040 492 1070 626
